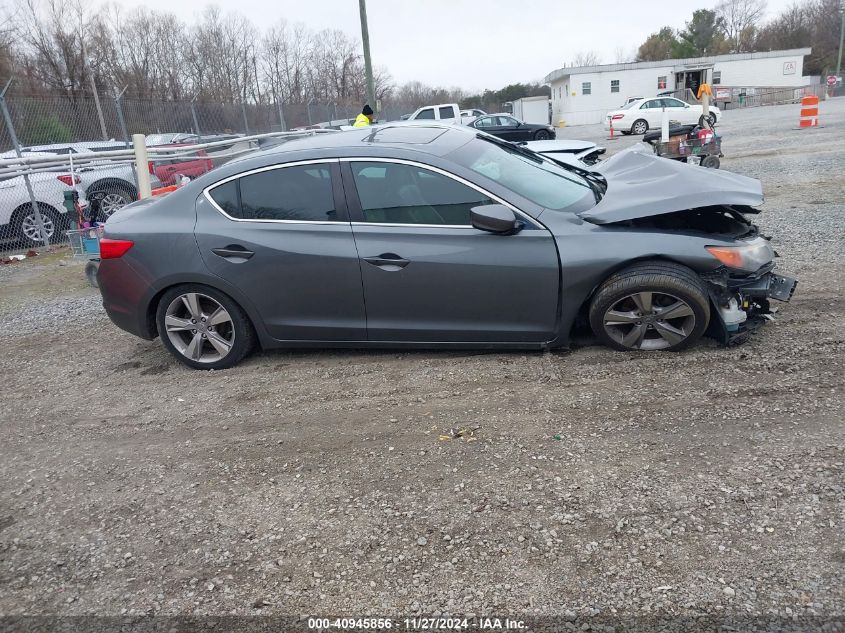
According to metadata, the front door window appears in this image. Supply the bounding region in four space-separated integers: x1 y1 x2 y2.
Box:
350 161 494 225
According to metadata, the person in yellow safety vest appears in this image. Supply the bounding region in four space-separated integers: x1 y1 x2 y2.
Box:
353 104 374 127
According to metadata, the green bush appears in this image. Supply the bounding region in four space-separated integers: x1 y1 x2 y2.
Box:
24 115 72 145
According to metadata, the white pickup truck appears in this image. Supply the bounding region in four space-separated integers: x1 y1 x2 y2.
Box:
404 103 473 124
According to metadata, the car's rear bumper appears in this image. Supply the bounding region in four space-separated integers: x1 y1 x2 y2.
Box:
98 258 157 340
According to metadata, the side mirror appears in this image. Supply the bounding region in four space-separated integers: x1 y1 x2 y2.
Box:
685 104 691 108
471 204 522 234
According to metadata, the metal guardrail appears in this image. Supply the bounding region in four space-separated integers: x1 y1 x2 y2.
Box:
0 129 338 176
0 128 339 253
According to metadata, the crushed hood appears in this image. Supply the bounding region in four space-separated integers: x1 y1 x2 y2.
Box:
526 139 597 154
580 145 763 224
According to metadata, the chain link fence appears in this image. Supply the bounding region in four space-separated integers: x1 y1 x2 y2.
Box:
0 90 471 255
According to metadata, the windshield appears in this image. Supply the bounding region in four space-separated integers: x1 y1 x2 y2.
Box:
448 136 594 211
145 134 179 146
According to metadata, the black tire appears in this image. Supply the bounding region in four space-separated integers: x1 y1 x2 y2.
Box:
91 186 134 221
701 155 720 169
533 129 551 141
588 261 711 352
13 204 64 246
631 119 649 135
156 284 256 370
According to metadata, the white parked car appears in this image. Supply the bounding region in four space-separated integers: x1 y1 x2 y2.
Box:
605 97 721 135
21 142 150 218
0 169 88 246
620 96 643 107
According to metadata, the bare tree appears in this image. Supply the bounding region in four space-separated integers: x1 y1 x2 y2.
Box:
613 46 637 63
15 0 94 96
716 0 767 50
572 50 601 67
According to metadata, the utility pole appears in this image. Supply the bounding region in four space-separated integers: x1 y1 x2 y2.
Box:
82 40 108 141
358 0 377 113
837 0 845 78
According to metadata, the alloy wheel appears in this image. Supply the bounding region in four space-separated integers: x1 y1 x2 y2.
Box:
632 120 648 135
100 192 129 217
164 292 236 363
21 211 54 243
602 291 696 350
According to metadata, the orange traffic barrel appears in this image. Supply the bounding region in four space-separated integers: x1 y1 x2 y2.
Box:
798 95 819 128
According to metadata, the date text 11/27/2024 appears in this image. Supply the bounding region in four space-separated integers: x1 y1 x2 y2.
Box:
307 617 527 630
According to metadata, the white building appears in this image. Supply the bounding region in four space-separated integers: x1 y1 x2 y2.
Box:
545 48 812 126
510 96 551 125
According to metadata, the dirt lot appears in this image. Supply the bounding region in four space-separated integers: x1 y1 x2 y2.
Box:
1 100 844 629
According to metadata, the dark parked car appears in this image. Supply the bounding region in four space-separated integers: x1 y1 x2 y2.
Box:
98 125 795 369
468 114 556 141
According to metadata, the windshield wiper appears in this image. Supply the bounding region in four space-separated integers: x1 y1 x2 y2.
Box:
475 133 543 163
476 132 605 203
520 144 607 203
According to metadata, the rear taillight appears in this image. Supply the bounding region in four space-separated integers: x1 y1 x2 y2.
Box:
57 174 81 186
611 114 625 120
100 238 134 259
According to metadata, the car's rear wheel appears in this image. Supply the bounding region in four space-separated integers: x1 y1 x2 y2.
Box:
156 284 256 369
14 204 62 246
534 129 551 140
94 186 134 220
589 262 710 352
631 119 648 135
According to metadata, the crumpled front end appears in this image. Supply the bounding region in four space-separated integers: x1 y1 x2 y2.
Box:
701 262 797 345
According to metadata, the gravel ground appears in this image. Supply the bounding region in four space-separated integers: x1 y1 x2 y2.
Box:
0 100 844 630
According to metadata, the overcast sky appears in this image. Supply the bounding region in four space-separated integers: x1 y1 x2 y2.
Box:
139 0 798 91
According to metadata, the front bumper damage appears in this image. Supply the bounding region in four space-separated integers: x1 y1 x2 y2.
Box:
702 265 797 345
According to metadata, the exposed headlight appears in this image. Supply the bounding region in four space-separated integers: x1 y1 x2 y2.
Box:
705 237 774 272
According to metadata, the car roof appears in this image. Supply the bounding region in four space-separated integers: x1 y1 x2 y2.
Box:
256 124 478 160
24 141 127 150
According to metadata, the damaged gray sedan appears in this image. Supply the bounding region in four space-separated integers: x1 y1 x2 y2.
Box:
98 125 796 369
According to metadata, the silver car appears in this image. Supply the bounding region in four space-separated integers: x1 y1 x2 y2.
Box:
98 125 796 369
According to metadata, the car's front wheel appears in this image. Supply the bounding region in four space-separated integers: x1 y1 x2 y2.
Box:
631 119 649 135
156 284 256 369
589 262 710 352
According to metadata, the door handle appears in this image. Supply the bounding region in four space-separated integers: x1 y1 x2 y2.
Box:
363 253 410 269
212 246 254 260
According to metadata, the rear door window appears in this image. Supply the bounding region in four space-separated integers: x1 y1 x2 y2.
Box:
208 180 240 216
438 106 455 119
208 164 338 222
